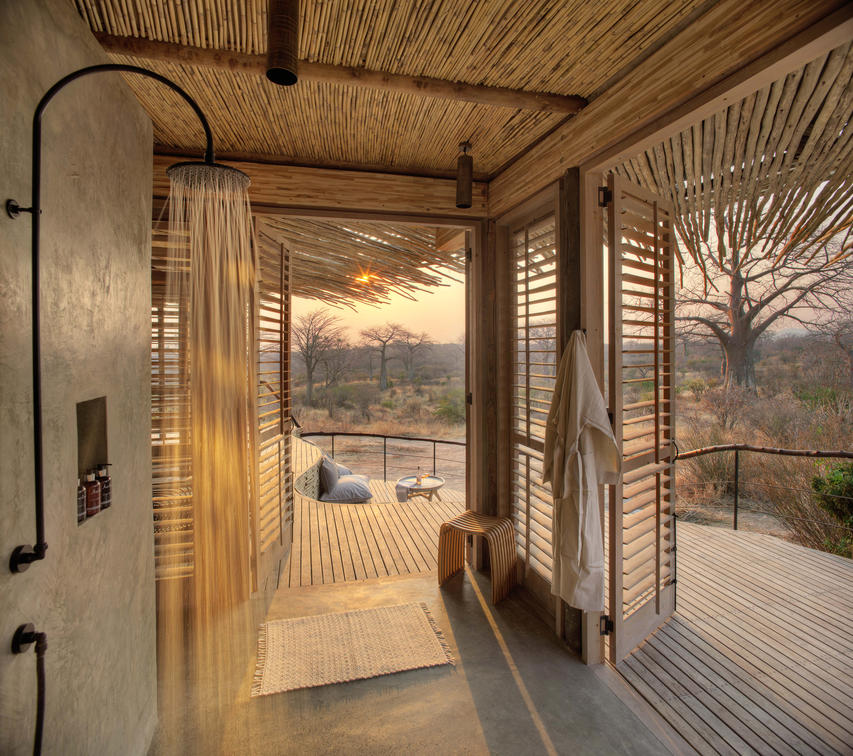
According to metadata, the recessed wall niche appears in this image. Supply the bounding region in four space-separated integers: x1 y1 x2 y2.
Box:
77 396 108 476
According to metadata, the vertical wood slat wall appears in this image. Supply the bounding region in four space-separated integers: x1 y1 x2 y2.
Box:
608 175 676 659
510 214 558 582
151 229 293 585
151 228 193 580
256 242 293 558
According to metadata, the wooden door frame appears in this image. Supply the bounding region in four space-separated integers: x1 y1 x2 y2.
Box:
269 207 485 538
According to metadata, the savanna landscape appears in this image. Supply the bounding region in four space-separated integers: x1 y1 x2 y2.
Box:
290 304 853 557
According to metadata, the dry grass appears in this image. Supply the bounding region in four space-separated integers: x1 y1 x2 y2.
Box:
676 388 852 553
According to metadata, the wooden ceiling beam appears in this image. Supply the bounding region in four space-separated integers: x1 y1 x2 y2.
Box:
488 0 852 217
152 153 489 219
95 32 587 115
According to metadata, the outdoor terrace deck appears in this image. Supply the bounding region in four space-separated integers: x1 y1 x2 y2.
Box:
287 436 465 588
618 521 853 756
287 436 853 754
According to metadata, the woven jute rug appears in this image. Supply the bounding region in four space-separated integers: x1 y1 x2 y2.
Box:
252 602 454 696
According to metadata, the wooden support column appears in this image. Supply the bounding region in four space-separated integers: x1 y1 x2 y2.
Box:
467 221 500 568
495 225 512 523
554 168 583 653
580 168 607 666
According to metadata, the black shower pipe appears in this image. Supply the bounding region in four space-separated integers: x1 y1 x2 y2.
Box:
6 64 218 574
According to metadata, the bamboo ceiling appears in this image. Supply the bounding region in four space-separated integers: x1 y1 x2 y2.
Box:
73 0 711 178
615 41 853 267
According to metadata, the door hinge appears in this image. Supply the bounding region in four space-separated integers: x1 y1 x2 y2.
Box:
465 247 473 262
598 186 612 207
600 614 614 636
465 392 473 405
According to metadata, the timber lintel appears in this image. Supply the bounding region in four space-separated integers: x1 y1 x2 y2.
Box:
153 153 489 219
97 33 587 115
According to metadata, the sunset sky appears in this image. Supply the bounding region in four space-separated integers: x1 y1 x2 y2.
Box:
292 278 466 343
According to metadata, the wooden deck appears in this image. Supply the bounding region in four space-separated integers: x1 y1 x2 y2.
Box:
617 522 853 756
286 436 465 588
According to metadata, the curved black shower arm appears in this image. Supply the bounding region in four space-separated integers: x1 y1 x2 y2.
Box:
7 64 216 574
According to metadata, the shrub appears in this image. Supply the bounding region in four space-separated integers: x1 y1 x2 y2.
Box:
682 378 707 401
401 397 426 421
703 386 750 430
812 462 853 527
433 389 466 425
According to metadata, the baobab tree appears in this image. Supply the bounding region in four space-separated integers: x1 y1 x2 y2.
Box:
676 231 853 390
321 334 352 388
397 330 434 381
615 46 853 390
808 310 853 388
292 309 344 405
360 323 404 391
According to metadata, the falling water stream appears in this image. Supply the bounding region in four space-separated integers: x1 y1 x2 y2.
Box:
153 163 263 753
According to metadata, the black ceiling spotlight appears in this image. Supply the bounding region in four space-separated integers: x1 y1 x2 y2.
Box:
267 0 300 86
456 141 473 209
5 63 245 574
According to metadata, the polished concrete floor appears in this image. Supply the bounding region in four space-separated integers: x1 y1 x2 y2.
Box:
150 569 671 755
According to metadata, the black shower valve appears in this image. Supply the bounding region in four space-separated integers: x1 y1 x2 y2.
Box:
12 624 47 655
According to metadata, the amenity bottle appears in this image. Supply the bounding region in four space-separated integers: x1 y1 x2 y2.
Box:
77 477 86 524
84 471 101 517
96 464 112 510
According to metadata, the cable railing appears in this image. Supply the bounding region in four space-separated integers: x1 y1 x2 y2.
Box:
298 430 466 489
674 443 853 531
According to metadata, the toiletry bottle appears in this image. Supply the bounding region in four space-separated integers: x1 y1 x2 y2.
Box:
84 471 101 517
77 477 86 524
96 464 112 510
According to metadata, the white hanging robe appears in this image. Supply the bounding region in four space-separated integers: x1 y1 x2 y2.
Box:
542 330 619 611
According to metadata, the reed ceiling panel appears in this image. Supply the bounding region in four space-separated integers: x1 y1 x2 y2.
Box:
105 54 561 177
615 41 853 264
256 216 466 305
73 0 710 176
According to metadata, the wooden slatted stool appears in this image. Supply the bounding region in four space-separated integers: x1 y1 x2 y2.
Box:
438 510 516 604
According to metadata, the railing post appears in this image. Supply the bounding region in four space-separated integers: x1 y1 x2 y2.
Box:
331 434 335 459
433 441 437 476
383 437 387 481
733 449 739 531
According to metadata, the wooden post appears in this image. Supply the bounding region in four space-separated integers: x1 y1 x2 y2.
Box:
580 168 606 666
467 222 500 569
733 449 740 531
555 167 583 648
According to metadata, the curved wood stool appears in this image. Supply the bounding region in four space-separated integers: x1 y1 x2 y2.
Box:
438 510 517 604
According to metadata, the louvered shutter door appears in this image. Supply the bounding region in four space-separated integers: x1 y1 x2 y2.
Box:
510 214 558 582
607 174 677 661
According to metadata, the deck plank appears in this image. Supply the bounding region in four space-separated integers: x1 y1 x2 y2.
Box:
285 437 464 587
616 521 853 756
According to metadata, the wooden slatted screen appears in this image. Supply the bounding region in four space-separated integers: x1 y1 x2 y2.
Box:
151 228 193 580
150 228 293 586
510 214 558 582
254 241 293 587
607 174 676 662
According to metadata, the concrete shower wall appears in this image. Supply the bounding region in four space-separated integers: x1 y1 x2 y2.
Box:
0 1 157 753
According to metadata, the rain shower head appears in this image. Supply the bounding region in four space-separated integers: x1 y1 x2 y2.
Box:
167 161 251 189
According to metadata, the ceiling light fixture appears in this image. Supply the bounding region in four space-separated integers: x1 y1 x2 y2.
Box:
266 0 299 86
456 141 473 209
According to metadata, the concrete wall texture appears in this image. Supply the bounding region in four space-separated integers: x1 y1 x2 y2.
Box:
0 1 157 753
